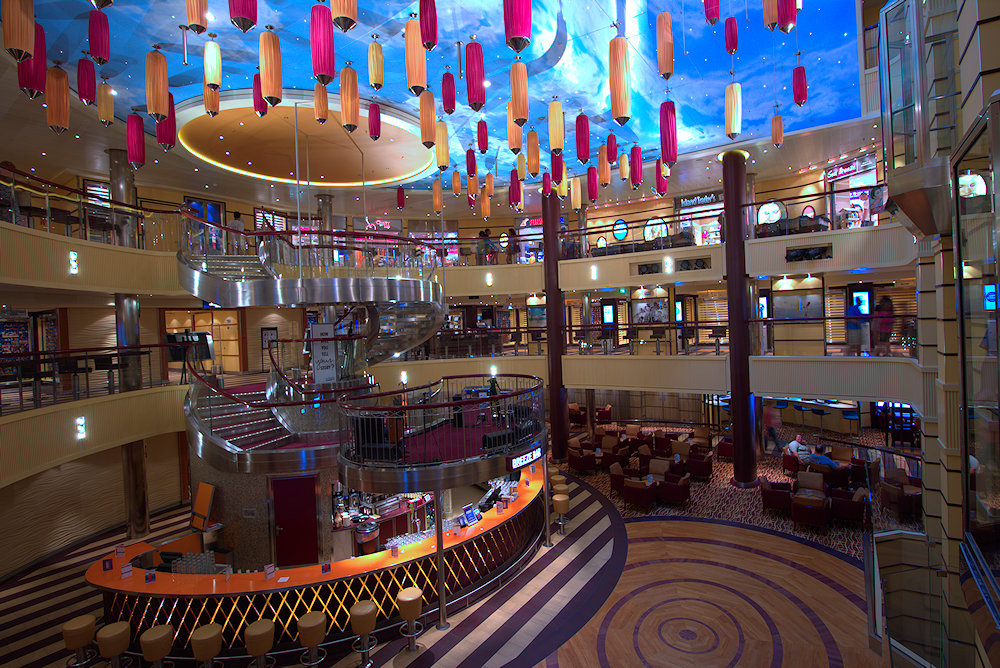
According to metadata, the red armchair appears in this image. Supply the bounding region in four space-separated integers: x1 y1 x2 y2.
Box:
623 478 656 509
687 452 714 481
760 479 793 514
657 473 692 506
830 487 869 524
568 449 596 474
782 452 800 476
609 462 625 495
716 437 734 460
791 494 831 530
809 463 850 490
596 403 612 422
637 444 654 472
851 457 880 489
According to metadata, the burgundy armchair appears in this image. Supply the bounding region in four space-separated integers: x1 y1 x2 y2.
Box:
657 473 691 506
716 438 734 460
609 462 625 495
760 479 793 514
596 403 612 422
637 444 654 472
686 452 714 481
851 457 881 489
809 463 850 490
567 449 596 474
791 495 831 530
623 478 656 509
782 452 800 476
830 487 869 524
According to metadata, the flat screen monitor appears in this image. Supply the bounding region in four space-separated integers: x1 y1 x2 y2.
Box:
602 304 615 324
462 503 479 526
849 291 871 315
985 284 997 312
757 296 769 319
675 300 684 323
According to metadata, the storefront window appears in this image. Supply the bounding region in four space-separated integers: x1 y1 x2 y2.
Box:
826 154 878 228
643 218 667 241
612 220 628 240
678 204 723 246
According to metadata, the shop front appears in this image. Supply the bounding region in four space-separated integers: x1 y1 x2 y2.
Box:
825 154 878 228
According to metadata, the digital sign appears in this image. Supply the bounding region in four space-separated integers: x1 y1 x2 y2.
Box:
508 447 542 469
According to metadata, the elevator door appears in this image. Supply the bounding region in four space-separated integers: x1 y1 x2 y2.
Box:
271 475 319 567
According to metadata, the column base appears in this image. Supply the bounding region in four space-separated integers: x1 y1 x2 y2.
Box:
729 476 761 489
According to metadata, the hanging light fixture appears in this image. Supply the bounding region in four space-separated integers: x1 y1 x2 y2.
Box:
259 27 282 106
368 34 383 90
397 187 405 210
310 1 335 85
771 111 783 148
435 121 449 170
793 65 807 105
778 0 796 33
45 65 68 134
314 83 328 124
88 10 109 65
340 62 358 132
405 13 426 95
542 172 551 196
126 113 145 168
725 82 742 139
468 171 479 199
433 178 442 214
478 119 488 154
368 101 381 139
704 0 719 25
485 172 494 197
144 47 169 122
618 152 629 182
419 90 435 147
607 133 617 164
77 58 96 105
229 0 256 32
510 57 528 126
517 153 527 181
466 148 477 177
466 40 485 110
763 0 778 30
576 112 590 164
725 16 738 54
252 72 267 116
586 165 598 202
657 12 673 80
655 158 668 196
557 165 568 200
660 101 677 167
548 96 563 154
90 0 112 9
503 0 531 53
331 0 356 32
510 169 522 206
527 128 539 176
419 0 437 50
571 176 582 211
3 0 33 63
507 102 522 154
204 35 221 90
598 145 610 187
552 151 563 184
187 0 207 34
16 24 44 100
98 76 114 125
452 170 462 196
442 66 456 114
629 145 642 190
480 185 490 219
156 93 176 151
609 36 631 126
203 77 219 117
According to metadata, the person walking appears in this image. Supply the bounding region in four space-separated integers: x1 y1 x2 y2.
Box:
874 295 895 356
506 227 520 264
763 401 782 454
845 297 864 356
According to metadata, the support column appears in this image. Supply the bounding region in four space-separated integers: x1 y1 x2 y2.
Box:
722 151 758 487
542 193 569 460
315 193 335 231
106 149 137 248
585 388 596 438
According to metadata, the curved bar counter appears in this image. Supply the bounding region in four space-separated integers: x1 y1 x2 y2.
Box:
85 465 545 655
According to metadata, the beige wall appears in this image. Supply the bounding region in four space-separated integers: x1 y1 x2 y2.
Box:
958 0 1000 132
146 433 183 513
243 307 304 374
66 306 166 384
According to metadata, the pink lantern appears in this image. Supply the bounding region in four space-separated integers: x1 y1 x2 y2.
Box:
16 24 45 100
509 169 522 206
724 16 737 54
575 113 590 165
660 101 677 167
253 73 267 116
587 165 598 202
478 119 488 154
88 11 109 65
156 93 176 151
704 0 719 25
77 58 96 105
793 65 807 106
629 145 642 190
229 0 257 33
655 158 668 196
466 148 477 177
503 0 531 53
368 102 381 140
607 133 617 165
466 41 485 111
552 151 563 183
419 0 437 50
442 69 456 114
778 0 796 33
127 113 145 169
542 172 552 195
397 187 405 210
310 2 335 85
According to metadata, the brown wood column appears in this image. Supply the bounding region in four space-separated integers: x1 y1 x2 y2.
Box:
542 193 569 460
723 150 758 487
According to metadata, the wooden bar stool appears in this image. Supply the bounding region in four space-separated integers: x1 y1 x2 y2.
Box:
62 614 97 667
549 473 567 488
350 600 378 668
244 619 275 668
139 624 173 668
396 587 424 652
190 623 223 668
551 483 570 497
96 621 131 668
553 494 570 535
296 612 327 666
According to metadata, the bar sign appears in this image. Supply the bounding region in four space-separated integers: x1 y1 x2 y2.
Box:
508 447 542 470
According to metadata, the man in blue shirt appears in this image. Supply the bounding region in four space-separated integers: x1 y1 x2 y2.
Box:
810 445 849 470
845 297 863 356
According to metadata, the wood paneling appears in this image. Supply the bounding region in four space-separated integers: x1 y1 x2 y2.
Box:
146 432 183 512
243 307 303 374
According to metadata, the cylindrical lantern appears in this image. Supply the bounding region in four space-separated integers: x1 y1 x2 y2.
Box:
793 65 807 106
763 0 778 30
156 93 176 150
557 165 568 199
466 148 477 177
571 177 581 210
17 24 44 99
311 2 335 85
466 41 485 110
598 145 610 187
253 72 267 116
485 172 494 197
481 186 490 219
204 38 221 90
368 101 381 139
419 0 437 50
314 83 328 124
98 80 114 125
3 0 34 63
468 171 479 199
725 82 742 139
229 0 256 32
442 68 456 114
126 113 145 169
548 97 564 154
503 0 531 53
618 152 629 181
45 66 68 134
725 16 738 54
660 101 677 167
419 90 435 147
187 0 207 34
517 153 526 181
575 112 590 164
655 158 668 195
509 169 522 206
259 29 282 106
397 186 405 210
468 194 476 208
145 48 169 121
340 63 358 131
609 36 631 126
527 129 539 176
77 58 96 105
778 0 796 33
432 178 442 214
771 113 783 148
368 37 383 90
587 165 598 202
435 121 449 170
657 12 673 80
452 170 462 196
629 145 642 190
89 10 109 65
704 0 719 25
331 0 356 32
607 133 617 164
507 102 522 154
404 14 426 95
552 151 563 183
203 78 218 116
510 59 528 126
542 172 551 195
477 119 488 154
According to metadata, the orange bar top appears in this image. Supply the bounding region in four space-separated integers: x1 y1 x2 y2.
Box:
86 464 543 597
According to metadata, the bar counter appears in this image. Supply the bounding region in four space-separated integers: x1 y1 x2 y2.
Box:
86 466 545 652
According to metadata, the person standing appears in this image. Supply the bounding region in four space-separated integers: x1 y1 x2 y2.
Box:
874 295 894 356
476 229 487 265
228 210 245 255
506 227 520 264
845 297 863 356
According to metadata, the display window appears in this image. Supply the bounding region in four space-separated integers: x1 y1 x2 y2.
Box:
826 154 877 227
677 203 723 246
643 218 667 241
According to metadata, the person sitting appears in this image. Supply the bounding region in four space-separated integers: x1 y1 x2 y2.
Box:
809 445 849 470
784 434 813 465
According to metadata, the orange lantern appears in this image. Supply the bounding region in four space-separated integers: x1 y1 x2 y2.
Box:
259 27 282 106
480 185 490 219
419 90 435 148
187 0 207 34
485 172 494 197
507 102 522 154
432 178 442 214
452 170 462 196
145 48 169 121
404 13 426 95
763 0 778 30
598 144 610 187
510 58 528 126
368 35 383 90
609 36 631 126
435 121 449 171
340 62 358 132
526 128 540 176
45 65 68 134
656 13 673 80
97 77 114 126
203 77 219 117
331 0 356 32
2 0 34 63
314 83 328 124
771 113 783 148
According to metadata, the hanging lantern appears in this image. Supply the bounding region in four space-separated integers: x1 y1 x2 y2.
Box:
629 145 642 190
618 152 629 181
557 165 568 200
126 113 145 169
598 145 610 187
777 0 796 33
725 82 742 139
45 66 68 134
442 67 456 114
452 170 462 196
146 47 169 122
340 63 358 132
314 83 328 124
552 151 563 183
657 12 673 80
466 148 477 177
98 79 114 125
655 159 668 196
793 65 807 106
480 186 490 219
477 119 488 154
771 113 783 148
704 0 719 25
609 36 631 126
660 100 677 167
419 90 435 148
331 0 356 32
510 58 528 126
3 0 33 63
435 121 449 171
187 0 207 34
517 153 527 181
509 169 522 207
466 41 485 110
468 171 479 199
253 72 267 116
725 16 738 54
570 176 582 210
204 37 221 91
397 186 405 210
419 0 437 50
587 165 598 202
368 102 381 139
527 129 539 176
575 112 590 164
229 0 256 32
311 2 335 85
607 133 617 164
432 178 442 214
542 172 551 196
507 102 522 154
368 36 383 90
763 0 778 30
88 10 109 65
503 0 531 53
468 194 476 208
260 28 282 106
548 97 563 154
405 13 426 95
485 172 494 197
16 24 44 99
156 93 176 151
77 58 96 105
202 78 218 116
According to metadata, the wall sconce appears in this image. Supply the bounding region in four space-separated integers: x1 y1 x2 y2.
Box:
69 251 79 274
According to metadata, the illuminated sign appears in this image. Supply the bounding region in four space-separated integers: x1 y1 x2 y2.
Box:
675 191 722 209
509 447 542 469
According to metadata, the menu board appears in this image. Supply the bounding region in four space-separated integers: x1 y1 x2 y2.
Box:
310 324 337 384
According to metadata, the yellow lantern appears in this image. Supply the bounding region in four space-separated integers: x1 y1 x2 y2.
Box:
435 121 449 171
571 177 582 210
609 36 631 126
314 83 328 124
526 129 540 176
517 153 527 181
368 36 383 90
340 63 358 132
203 78 219 117
404 14 426 95
204 36 221 90
259 28 282 106
2 0 34 62
557 165 569 199
480 185 490 219
45 66 69 134
97 79 114 126
598 145 610 187
419 90 435 148
725 82 742 139
452 170 462 196
145 48 169 121
771 113 783 148
187 0 207 34
618 152 629 181
432 178 442 214
548 97 564 154
507 102 522 154
510 58 528 126
656 13 673 80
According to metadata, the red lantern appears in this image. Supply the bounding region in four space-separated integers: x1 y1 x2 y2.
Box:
156 93 176 151
704 0 719 25
778 0 796 33
724 16 738 54
587 164 598 202
660 101 677 167
442 69 455 114
419 0 437 50
368 102 380 140
503 0 531 53
229 0 256 33
542 172 552 195
466 148 477 177
468 194 476 208
552 151 563 183
88 10 109 65
629 145 642 190
16 23 44 100
466 41 485 111
509 169 522 206
127 113 145 169
655 158 668 196
310 2 335 85
253 73 267 117
77 58 96 105
793 65 807 106
396 187 405 210
575 113 590 165
477 119 488 154
607 133 617 165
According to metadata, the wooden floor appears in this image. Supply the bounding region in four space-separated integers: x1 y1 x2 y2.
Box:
545 517 888 668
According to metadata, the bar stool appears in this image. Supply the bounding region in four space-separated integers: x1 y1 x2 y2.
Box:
350 600 378 668
811 408 830 435
244 619 275 668
62 614 97 668
396 587 424 652
139 623 173 668
296 611 327 666
549 473 566 488
774 400 789 410
96 621 131 668
553 494 570 535
843 410 860 438
792 404 808 426
190 623 223 668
